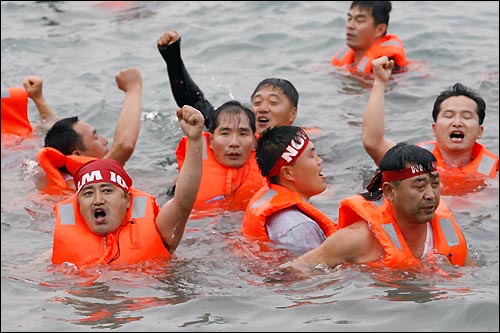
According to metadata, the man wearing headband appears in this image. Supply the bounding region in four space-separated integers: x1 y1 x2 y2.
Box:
282 143 475 272
51 105 204 269
242 126 336 254
363 57 498 196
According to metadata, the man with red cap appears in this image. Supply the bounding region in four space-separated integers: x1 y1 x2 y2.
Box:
51 105 205 270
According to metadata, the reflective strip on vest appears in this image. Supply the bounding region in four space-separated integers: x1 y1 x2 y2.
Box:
1 86 10 98
251 188 277 209
357 57 369 72
381 223 403 250
380 40 401 47
420 143 435 152
131 196 147 218
439 217 459 246
477 154 496 176
372 196 384 207
59 195 147 224
335 46 349 60
202 138 208 161
205 194 225 203
59 203 76 225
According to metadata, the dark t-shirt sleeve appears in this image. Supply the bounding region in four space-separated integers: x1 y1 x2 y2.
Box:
158 37 214 129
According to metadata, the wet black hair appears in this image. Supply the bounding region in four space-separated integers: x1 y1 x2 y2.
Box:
251 78 299 108
256 125 306 183
207 100 256 134
351 1 392 34
432 83 486 125
44 116 85 155
364 142 437 198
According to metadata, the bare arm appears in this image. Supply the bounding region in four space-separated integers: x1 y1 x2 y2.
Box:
362 56 397 167
22 76 57 129
104 67 142 165
156 105 204 253
280 221 382 272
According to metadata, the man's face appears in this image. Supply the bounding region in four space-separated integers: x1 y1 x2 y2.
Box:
251 86 297 134
432 96 483 154
282 141 326 200
78 182 130 237
388 171 441 226
72 121 109 158
345 6 383 52
209 112 257 168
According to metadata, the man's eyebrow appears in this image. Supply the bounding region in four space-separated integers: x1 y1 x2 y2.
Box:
351 13 368 19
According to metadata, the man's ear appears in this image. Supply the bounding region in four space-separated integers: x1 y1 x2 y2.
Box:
375 23 387 39
208 132 214 149
126 191 131 209
288 107 298 124
251 135 258 151
477 124 484 139
382 181 394 202
280 166 294 181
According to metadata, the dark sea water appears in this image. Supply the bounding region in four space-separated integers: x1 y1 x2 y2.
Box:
1 1 499 331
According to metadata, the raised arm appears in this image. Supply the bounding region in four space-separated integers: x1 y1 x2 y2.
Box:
104 67 142 165
23 76 57 129
362 56 397 167
157 30 214 129
156 105 204 253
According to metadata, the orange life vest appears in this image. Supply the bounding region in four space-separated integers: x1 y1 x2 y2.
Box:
418 141 499 196
176 132 266 212
242 183 337 241
337 194 468 268
331 34 409 74
1 86 32 137
52 188 170 268
36 147 96 195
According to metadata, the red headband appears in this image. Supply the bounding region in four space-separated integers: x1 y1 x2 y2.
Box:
74 159 132 193
268 129 310 177
382 163 437 182
366 163 437 193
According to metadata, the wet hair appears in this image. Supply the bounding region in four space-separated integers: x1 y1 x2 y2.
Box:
351 1 392 33
207 100 256 134
380 142 436 174
364 142 437 198
44 116 86 155
432 83 486 125
250 78 299 108
256 125 305 183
